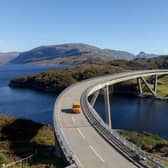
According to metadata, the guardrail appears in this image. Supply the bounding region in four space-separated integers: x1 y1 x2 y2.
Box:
81 70 167 168
53 83 78 167
1 154 34 168
82 91 165 168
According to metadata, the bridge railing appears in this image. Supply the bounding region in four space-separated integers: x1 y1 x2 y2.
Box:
83 93 164 168
53 84 78 167
1 154 34 168
81 70 167 168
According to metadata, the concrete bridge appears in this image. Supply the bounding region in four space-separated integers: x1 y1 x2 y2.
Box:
53 70 168 168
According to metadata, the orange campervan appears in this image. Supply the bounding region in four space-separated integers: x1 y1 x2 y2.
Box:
72 102 81 113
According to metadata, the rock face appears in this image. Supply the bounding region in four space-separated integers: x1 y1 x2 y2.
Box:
10 43 135 65
0 52 19 64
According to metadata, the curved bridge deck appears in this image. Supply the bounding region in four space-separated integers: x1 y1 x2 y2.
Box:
54 70 168 168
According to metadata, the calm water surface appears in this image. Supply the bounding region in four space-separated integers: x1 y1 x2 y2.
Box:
95 95 168 139
0 64 67 124
0 64 168 139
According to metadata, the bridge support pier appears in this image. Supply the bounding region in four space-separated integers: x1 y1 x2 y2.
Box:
140 77 157 97
154 74 158 94
137 77 143 97
90 90 100 107
138 76 157 97
103 85 112 129
137 75 158 97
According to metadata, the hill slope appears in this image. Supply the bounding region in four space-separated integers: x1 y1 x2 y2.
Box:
0 52 19 64
10 43 135 65
0 114 65 167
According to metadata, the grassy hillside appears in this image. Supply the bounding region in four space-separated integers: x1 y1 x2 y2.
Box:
109 56 168 70
0 114 65 167
0 52 19 64
118 130 168 167
157 76 168 96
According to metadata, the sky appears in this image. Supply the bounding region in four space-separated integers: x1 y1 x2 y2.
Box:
0 0 168 54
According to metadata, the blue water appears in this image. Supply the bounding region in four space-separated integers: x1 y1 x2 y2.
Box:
95 95 168 139
0 64 67 125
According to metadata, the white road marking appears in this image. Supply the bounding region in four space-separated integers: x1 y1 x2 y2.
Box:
89 145 105 162
77 128 85 139
75 155 84 168
72 116 75 123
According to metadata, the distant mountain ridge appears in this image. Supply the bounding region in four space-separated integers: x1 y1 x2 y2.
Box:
10 43 135 65
102 49 134 59
136 51 158 58
1 43 166 65
0 52 19 64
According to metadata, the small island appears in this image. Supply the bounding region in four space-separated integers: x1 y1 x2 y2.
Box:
9 63 168 97
9 64 124 93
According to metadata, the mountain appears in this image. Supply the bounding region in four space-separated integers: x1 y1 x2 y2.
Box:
134 55 168 69
136 51 158 58
102 49 134 60
0 52 19 64
10 43 135 65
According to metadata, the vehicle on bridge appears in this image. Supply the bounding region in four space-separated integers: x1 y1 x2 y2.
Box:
72 102 81 113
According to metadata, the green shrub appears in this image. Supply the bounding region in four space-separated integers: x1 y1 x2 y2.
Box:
0 153 7 165
118 130 168 151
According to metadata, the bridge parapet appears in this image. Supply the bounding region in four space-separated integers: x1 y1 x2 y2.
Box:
53 85 78 167
81 70 168 168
